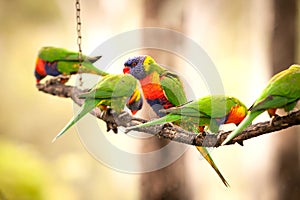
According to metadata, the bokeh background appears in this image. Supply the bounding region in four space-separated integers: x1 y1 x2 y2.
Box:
0 0 299 199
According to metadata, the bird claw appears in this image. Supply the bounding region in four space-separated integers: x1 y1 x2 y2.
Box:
162 122 174 129
44 75 70 85
106 122 118 133
57 75 70 84
269 114 280 126
102 108 118 134
237 141 244 146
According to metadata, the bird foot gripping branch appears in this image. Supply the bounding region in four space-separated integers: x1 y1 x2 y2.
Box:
101 108 119 133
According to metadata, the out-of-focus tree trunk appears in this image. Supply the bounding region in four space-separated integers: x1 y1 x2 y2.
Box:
139 0 192 199
271 0 300 199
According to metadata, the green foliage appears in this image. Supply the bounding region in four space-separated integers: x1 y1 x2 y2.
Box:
0 141 51 200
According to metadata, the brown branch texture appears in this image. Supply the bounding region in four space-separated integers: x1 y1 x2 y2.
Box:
37 77 300 147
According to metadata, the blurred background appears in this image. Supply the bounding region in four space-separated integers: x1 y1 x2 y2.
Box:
0 0 299 199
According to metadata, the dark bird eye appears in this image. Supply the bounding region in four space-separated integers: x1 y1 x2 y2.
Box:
132 62 137 67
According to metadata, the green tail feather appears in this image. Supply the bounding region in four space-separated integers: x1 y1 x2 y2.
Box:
222 110 263 145
126 114 181 131
87 55 102 63
81 61 109 76
196 146 230 187
189 126 229 187
52 99 99 142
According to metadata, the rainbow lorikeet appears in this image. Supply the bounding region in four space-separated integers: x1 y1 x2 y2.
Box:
123 55 187 117
35 46 109 83
127 95 248 187
123 55 233 187
52 74 143 142
222 64 300 145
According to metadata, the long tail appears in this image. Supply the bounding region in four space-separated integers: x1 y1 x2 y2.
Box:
52 99 98 142
189 126 229 187
196 146 230 187
221 110 263 145
81 60 109 76
87 55 102 63
126 114 181 131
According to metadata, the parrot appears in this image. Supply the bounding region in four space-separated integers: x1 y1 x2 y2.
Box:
222 64 300 145
123 55 236 187
123 55 187 117
52 74 143 142
126 95 248 187
34 46 109 83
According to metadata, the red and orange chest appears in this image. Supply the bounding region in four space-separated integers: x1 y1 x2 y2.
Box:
139 72 165 100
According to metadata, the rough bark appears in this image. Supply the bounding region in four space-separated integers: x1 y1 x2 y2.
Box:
37 79 300 148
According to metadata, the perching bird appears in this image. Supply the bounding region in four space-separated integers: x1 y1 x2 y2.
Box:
123 55 186 117
52 74 143 142
127 95 248 186
222 64 300 145
35 46 109 83
123 55 233 187
126 95 247 131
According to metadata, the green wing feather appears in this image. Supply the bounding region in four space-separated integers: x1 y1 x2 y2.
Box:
39 46 109 76
57 60 109 76
164 95 241 118
252 65 300 111
38 46 99 62
160 70 187 106
80 74 137 99
126 114 181 130
143 60 187 106
80 74 138 113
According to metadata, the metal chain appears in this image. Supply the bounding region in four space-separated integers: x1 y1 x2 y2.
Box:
75 0 83 86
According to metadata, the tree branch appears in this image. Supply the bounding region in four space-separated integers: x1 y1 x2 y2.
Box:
37 77 300 147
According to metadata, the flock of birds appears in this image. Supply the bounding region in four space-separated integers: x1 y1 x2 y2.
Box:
35 46 300 187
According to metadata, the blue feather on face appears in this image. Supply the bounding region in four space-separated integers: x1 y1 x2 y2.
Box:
124 56 147 80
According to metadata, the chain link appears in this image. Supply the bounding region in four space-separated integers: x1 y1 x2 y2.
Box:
75 0 83 85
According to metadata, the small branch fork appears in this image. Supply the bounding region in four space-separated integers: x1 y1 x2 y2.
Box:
36 77 300 147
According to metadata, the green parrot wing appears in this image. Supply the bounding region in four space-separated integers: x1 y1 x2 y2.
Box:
126 114 182 130
38 46 100 62
52 98 100 142
252 65 300 111
163 100 210 118
161 96 230 121
251 95 292 112
164 95 247 132
56 61 79 75
182 95 233 118
159 70 187 106
79 74 138 113
80 74 137 99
